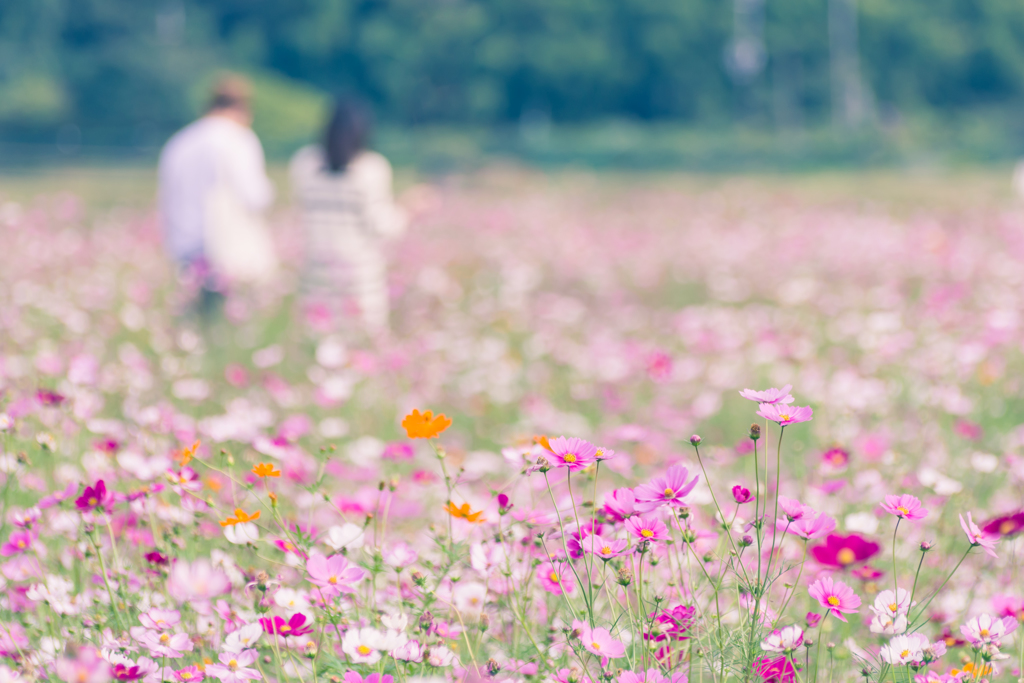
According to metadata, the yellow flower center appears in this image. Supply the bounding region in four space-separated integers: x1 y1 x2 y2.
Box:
595 449 604 458
888 603 898 613
16 540 25 548
280 625 291 633
836 548 856 565
328 576 338 584
182 674 192 680
900 649 910 659
88 497 98 506
228 660 238 671
980 628 989 637
896 506 909 515
663 488 674 497
357 645 372 656
1001 520 1016 534
778 414 791 422
827 596 840 607
160 634 170 643
601 546 612 555
641 529 654 538
563 453 577 463
549 572 560 583
591 642 601 650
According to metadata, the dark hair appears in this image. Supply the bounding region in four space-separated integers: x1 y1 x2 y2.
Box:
324 97 372 173
208 74 252 112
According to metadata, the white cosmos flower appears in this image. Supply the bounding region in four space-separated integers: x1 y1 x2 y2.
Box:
224 522 259 545
324 524 364 551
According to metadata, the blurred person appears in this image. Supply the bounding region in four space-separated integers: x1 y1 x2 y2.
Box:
158 74 277 319
290 97 406 333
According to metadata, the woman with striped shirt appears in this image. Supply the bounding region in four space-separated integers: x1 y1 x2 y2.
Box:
290 98 406 332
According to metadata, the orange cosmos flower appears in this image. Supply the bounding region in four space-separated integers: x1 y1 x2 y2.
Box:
401 409 452 439
176 440 200 467
252 463 281 478
219 508 261 527
444 501 485 523
534 435 553 452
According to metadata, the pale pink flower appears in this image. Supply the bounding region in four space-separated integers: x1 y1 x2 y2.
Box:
633 465 699 512
625 515 670 543
756 403 813 426
576 621 626 659
808 577 861 623
537 562 574 595
546 436 598 472
785 513 836 540
205 651 261 683
139 609 181 631
739 385 794 404
960 512 999 558
306 554 367 599
881 494 928 521
167 560 231 602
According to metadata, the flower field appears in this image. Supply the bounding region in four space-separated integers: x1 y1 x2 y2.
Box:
1 169 1023 683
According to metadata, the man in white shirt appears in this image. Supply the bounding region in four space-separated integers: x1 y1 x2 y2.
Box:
158 75 276 313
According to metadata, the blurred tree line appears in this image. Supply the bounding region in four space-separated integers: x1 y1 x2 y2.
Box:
3 0 1024 155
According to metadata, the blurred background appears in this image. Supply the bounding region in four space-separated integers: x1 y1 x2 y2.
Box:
4 0 1024 172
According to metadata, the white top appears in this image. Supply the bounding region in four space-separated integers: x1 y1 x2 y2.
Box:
158 115 275 264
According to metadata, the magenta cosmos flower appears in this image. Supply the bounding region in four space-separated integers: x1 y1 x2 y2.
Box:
756 403 813 426
880 494 927 521
625 515 670 543
603 488 636 521
259 613 315 637
732 485 752 504
811 533 880 568
739 385 794 404
75 479 108 512
982 511 1024 538
960 512 999 558
633 465 699 512
808 577 861 622
546 436 598 471
306 554 367 598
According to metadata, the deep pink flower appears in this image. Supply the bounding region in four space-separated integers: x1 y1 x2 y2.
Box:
76 480 108 512
645 605 696 642
603 488 637 521
808 577 861 622
880 494 928 521
752 655 797 682
756 403 813 426
305 554 367 598
259 613 315 637
0 531 35 556
810 534 880 568
820 447 849 470
625 515 669 543
739 385 794 405
546 436 598 471
537 562 574 595
982 511 1024 538
993 594 1024 621
732 485 752 504
633 465 699 512
960 512 999 558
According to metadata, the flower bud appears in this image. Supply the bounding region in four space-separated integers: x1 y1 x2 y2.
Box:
479 613 490 632
749 424 761 441
740 535 753 547
689 435 702 446
487 659 501 677
682 529 698 544
303 640 318 658
536 456 551 473
920 540 934 552
616 567 633 586
702 552 713 563
419 611 434 632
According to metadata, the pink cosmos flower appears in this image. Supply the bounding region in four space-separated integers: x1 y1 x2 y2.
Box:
537 562 574 595
577 622 626 659
139 609 181 630
546 436 598 471
55 647 111 683
633 465 699 512
39 481 79 509
785 513 836 540
582 535 628 560
732 485 752 504
960 512 999 558
136 630 194 658
344 674 394 683
881 494 928 521
752 656 797 683
756 403 813 426
644 605 696 642
205 651 261 683
305 554 367 599
382 542 418 569
618 670 688 683
960 613 1017 646
625 515 669 543
76 480 108 512
761 625 804 653
167 560 231 602
0 531 35 556
173 666 205 683
808 577 861 622
603 488 637 521
739 385 794 404
778 496 814 522
110 657 159 681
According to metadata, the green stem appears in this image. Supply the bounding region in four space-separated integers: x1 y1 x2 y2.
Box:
891 517 901 600
908 545 972 629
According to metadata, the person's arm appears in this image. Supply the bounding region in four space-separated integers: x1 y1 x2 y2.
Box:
225 128 275 212
358 152 407 239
